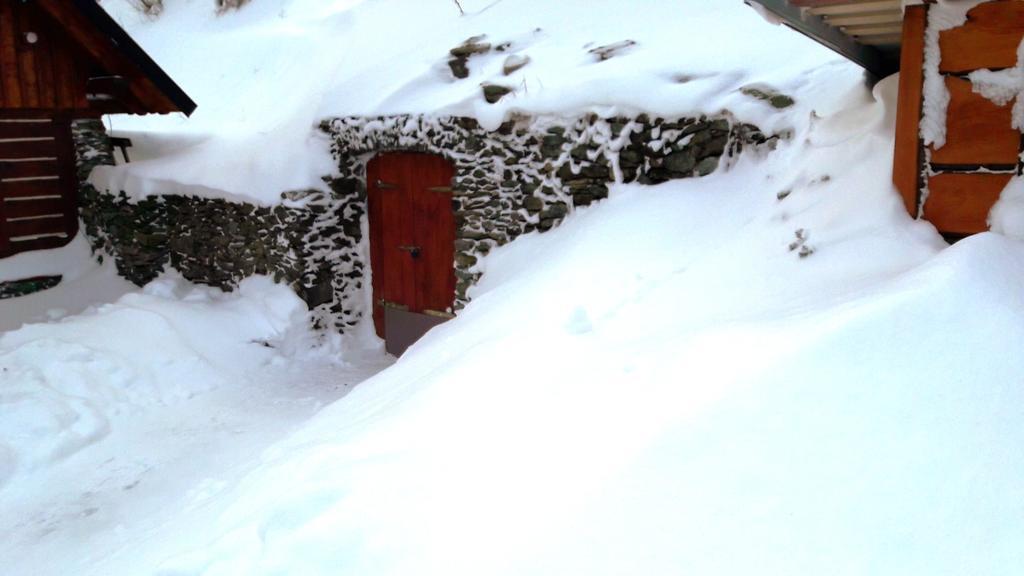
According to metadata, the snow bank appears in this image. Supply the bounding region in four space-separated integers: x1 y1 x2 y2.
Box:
90 0 841 204
0 234 136 332
60 74 1016 576
0 274 311 490
990 176 1024 239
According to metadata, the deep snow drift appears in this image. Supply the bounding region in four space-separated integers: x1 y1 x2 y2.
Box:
16 72 1018 575
3 1 1023 574
0 235 136 333
90 0 839 204
0 272 392 575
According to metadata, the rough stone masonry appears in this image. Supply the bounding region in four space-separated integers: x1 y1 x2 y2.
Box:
75 112 781 332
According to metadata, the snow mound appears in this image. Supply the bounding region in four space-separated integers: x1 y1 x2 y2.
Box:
70 76 1018 575
0 274 310 489
0 234 137 332
90 0 842 204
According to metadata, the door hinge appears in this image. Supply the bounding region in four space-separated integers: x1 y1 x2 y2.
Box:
375 180 398 190
425 186 453 193
378 299 409 311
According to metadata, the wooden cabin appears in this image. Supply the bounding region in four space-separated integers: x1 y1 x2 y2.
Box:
747 0 1024 240
0 0 194 259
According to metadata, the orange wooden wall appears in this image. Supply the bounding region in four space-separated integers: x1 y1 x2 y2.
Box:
894 1 1024 238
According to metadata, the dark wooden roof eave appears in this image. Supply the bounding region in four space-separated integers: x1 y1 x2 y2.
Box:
744 0 901 78
35 0 197 116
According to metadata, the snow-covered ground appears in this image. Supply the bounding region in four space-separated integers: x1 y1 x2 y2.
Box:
0 271 392 575
92 73 1020 576
2 1 1023 574
0 235 136 333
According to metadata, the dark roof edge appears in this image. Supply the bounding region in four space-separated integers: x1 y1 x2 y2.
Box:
744 0 899 79
73 0 197 116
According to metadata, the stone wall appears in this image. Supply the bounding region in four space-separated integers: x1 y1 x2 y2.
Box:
322 113 778 306
75 112 780 332
73 120 363 330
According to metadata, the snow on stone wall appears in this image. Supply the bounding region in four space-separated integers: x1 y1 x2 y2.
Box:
324 113 780 306
74 113 780 332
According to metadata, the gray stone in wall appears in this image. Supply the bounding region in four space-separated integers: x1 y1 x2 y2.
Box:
323 111 781 316
73 110 781 335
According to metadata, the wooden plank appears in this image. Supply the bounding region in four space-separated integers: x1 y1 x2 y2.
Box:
366 155 388 337
4 234 68 254
0 175 7 255
893 4 926 217
0 137 57 158
0 159 59 179
742 0 898 77
51 31 76 109
0 0 23 107
825 12 903 27
32 7 57 109
939 1 1024 73
2 197 66 219
929 76 1019 166
797 0 900 8
51 116 79 241
0 177 63 199
923 173 1011 235
35 0 181 114
0 119 54 138
410 154 456 317
807 0 903 17
3 213 66 238
15 2 40 107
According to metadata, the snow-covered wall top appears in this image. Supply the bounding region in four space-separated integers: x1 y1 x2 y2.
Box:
91 0 850 205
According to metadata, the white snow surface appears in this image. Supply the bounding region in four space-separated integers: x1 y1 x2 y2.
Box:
4 4 1024 574
0 271 393 575
5 70 1017 575
0 235 136 333
990 176 1024 239
89 0 841 204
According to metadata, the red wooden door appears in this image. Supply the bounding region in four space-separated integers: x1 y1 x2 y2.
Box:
0 111 78 258
367 152 456 337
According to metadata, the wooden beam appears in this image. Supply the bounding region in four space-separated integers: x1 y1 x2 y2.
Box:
924 173 1012 235
892 4 927 217
744 0 898 77
32 0 187 115
806 0 903 16
823 12 903 27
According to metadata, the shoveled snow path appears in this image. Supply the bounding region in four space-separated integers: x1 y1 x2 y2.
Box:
0 355 392 576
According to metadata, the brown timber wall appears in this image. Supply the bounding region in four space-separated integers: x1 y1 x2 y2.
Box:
0 0 93 112
894 0 1024 238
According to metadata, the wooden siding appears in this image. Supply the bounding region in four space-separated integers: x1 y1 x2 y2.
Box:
939 1 1024 73
892 0 1024 237
892 4 926 217
923 173 1013 236
929 76 1019 168
0 0 94 112
0 111 79 257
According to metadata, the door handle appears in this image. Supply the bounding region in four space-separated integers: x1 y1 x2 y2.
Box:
398 245 421 258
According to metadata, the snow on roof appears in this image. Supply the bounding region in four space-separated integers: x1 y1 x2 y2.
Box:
91 0 845 205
